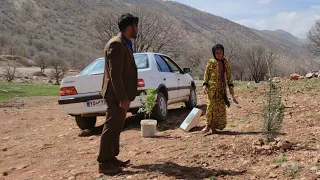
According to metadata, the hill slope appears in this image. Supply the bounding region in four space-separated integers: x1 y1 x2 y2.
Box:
0 0 316 77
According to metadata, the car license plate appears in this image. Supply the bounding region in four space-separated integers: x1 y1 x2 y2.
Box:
86 99 106 107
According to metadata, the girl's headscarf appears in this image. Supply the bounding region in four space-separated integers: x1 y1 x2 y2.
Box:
212 44 225 60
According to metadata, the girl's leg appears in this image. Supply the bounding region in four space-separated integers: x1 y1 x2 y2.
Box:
202 96 212 133
216 99 227 130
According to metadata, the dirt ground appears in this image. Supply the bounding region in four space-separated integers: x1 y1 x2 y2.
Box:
1 81 320 180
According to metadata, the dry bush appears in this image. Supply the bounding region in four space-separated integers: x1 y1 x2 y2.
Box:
3 63 17 82
34 52 50 73
49 57 69 85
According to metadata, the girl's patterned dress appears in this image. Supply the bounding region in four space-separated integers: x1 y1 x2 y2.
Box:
203 58 234 130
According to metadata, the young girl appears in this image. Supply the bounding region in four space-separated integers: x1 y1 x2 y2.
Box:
202 44 237 133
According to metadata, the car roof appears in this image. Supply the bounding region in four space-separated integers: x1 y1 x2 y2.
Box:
96 52 168 60
134 52 168 56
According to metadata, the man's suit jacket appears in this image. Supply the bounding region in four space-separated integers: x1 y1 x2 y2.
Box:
101 34 138 103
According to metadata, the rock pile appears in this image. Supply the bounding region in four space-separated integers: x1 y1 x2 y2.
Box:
252 139 292 154
290 74 304 80
305 70 320 79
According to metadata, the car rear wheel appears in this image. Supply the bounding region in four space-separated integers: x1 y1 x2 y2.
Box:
75 116 97 130
185 87 197 109
152 92 168 121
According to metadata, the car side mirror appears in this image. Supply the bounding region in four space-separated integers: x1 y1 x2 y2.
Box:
183 68 191 74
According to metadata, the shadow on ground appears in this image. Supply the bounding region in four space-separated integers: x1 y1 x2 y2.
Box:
77 104 281 138
125 162 245 180
78 104 206 137
203 131 286 137
213 131 262 135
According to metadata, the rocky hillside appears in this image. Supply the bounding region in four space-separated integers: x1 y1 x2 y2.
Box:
0 0 317 77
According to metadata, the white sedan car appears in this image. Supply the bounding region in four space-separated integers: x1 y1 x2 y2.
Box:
58 53 197 130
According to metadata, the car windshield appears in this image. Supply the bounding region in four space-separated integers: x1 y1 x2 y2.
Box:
80 54 149 75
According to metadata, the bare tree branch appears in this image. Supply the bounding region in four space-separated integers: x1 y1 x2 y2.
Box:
222 39 248 80
308 19 320 56
246 45 269 83
91 7 185 55
92 11 119 47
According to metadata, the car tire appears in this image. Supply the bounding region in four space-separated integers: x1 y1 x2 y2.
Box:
185 87 197 109
75 116 97 130
152 92 168 121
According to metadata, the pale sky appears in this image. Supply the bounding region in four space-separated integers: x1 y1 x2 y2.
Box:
173 0 320 38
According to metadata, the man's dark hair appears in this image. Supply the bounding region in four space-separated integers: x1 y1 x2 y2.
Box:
118 13 139 32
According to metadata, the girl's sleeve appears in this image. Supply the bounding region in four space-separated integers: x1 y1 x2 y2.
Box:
225 59 234 92
203 62 210 87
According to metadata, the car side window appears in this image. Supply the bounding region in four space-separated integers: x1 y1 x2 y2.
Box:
134 54 149 69
155 55 171 73
161 56 181 73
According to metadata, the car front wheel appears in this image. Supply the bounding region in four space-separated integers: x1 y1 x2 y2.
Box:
152 92 168 121
185 87 197 109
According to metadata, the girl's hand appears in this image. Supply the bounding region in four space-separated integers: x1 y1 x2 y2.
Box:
203 86 208 94
231 94 239 104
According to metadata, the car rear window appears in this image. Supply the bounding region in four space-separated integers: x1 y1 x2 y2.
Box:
80 58 104 75
80 54 149 75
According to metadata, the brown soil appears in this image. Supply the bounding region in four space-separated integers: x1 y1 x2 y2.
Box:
1 82 320 180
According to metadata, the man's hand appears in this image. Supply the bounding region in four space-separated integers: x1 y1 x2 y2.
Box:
120 100 130 110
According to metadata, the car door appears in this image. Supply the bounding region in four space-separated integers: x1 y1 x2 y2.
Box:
154 55 179 100
161 56 191 98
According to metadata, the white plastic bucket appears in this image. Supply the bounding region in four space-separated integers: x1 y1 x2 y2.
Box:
140 120 157 137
